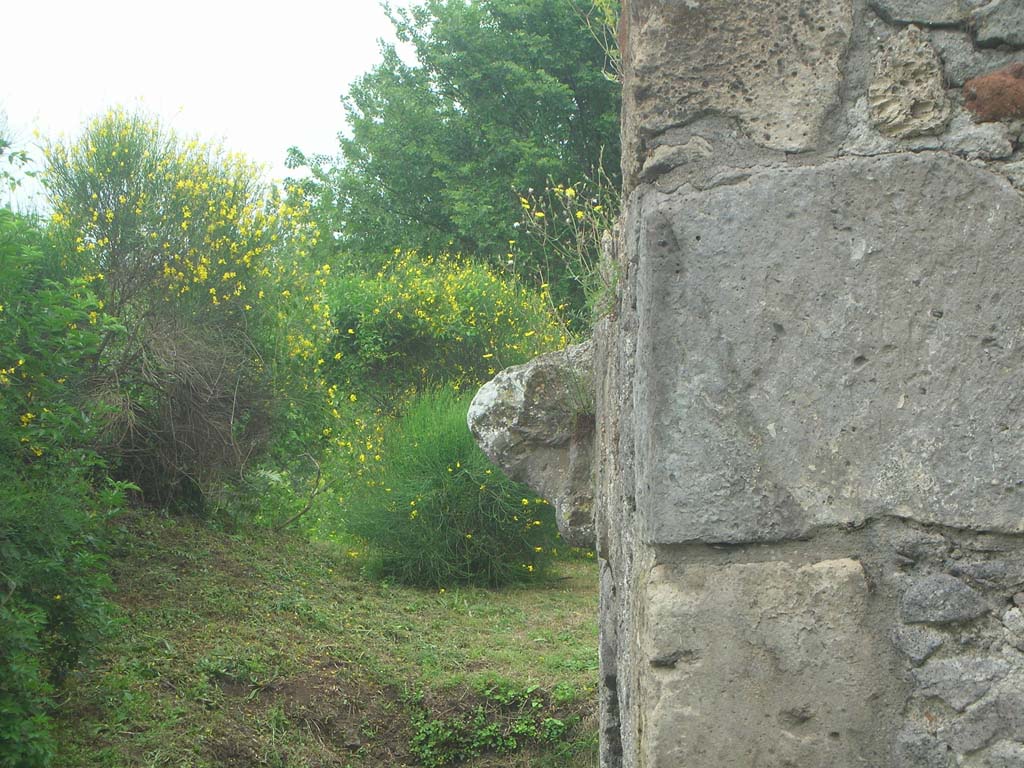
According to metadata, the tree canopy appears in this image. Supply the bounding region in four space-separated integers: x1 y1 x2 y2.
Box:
294 0 621 278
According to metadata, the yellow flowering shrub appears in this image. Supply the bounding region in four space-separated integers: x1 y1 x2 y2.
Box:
42 109 335 510
326 250 566 402
305 253 565 579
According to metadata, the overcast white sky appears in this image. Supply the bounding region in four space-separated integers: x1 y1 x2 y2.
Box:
1 0 404 204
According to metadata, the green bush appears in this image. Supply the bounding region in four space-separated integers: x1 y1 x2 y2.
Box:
326 251 566 404
43 109 334 512
409 680 572 767
343 390 558 588
0 209 123 767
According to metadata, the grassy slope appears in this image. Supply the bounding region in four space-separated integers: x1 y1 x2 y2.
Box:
55 513 599 767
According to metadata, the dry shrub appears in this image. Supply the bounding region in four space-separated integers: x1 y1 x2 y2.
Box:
96 317 272 511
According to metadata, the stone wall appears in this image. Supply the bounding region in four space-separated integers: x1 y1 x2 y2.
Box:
475 1 1024 765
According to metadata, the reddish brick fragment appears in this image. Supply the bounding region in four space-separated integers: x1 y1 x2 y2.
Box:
964 62 1024 122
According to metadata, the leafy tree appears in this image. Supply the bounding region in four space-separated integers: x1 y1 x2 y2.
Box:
293 0 620 293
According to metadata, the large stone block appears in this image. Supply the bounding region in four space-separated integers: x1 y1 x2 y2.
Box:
639 558 897 766
634 152 1024 544
468 342 596 546
621 0 853 186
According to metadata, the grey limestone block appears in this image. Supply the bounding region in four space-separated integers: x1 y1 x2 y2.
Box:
901 574 991 624
893 624 946 664
869 0 968 24
637 558 900 767
633 152 1024 545
974 1 1024 48
912 656 1010 710
468 341 596 547
621 0 853 188
894 724 955 768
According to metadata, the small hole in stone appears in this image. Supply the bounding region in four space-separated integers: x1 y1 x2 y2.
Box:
772 322 785 335
853 355 868 367
695 235 701 242
829 731 841 740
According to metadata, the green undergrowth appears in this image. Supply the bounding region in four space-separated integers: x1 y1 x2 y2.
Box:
53 513 599 767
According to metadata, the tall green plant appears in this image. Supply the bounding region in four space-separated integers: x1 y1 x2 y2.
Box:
0 209 124 768
343 390 558 588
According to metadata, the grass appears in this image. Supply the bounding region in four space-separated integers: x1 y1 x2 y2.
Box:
53 512 599 767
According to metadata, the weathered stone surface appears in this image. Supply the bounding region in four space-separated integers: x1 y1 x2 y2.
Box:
965 63 1024 121
928 30 1022 86
620 0 853 188
901 575 990 624
984 740 1024 767
888 527 950 564
893 625 946 664
1003 606 1024 632
843 98 1015 158
1002 606 1024 651
639 139 712 184
940 690 1024 752
869 27 951 138
1001 159 1024 188
974 2 1024 48
584 2 1024 765
468 341 595 546
869 0 966 24
639 558 897 766
941 110 1016 157
634 152 1024 544
950 558 1024 590
913 657 1010 710
894 725 955 768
